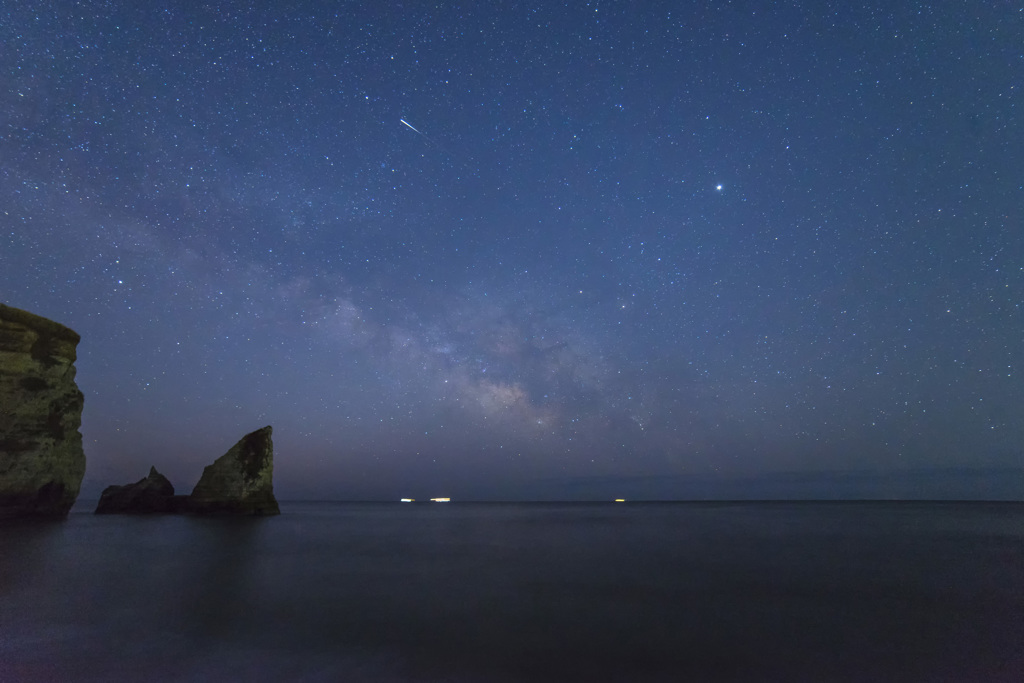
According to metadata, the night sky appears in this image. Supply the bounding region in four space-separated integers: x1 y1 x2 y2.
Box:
3 2 1021 501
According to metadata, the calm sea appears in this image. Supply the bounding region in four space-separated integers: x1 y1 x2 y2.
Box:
1 502 1022 682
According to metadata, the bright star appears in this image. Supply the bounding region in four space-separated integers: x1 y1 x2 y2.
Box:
716 184 723 191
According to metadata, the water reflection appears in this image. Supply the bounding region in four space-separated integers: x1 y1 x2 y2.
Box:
176 517 266 642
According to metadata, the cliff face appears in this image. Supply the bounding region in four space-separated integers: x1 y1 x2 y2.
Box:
188 426 280 515
0 304 86 518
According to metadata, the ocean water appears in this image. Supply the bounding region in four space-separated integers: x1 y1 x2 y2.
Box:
1 502 1022 682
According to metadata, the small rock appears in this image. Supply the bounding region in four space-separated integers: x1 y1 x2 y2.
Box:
95 466 185 514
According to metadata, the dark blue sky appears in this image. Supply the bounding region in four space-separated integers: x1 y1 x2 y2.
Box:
3 1 1021 500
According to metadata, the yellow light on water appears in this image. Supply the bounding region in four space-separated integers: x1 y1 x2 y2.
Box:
430 497 451 502
400 498 414 502
614 499 626 502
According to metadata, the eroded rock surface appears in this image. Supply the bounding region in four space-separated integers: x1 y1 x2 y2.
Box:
95 466 187 513
0 304 86 518
188 425 280 515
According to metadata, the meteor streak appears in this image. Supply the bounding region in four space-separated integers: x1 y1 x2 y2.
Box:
399 117 459 161
400 119 422 134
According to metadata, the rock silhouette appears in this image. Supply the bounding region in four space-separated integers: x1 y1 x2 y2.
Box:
95 466 188 514
95 426 280 516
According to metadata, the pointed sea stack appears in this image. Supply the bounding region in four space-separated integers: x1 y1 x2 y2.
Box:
188 426 279 515
0 304 86 519
95 466 187 514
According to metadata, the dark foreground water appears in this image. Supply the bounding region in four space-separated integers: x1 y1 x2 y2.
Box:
1 502 1022 682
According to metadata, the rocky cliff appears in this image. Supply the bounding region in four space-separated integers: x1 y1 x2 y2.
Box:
0 304 86 518
188 426 280 515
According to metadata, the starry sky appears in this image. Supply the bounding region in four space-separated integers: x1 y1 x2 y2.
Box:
3 1 1022 501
